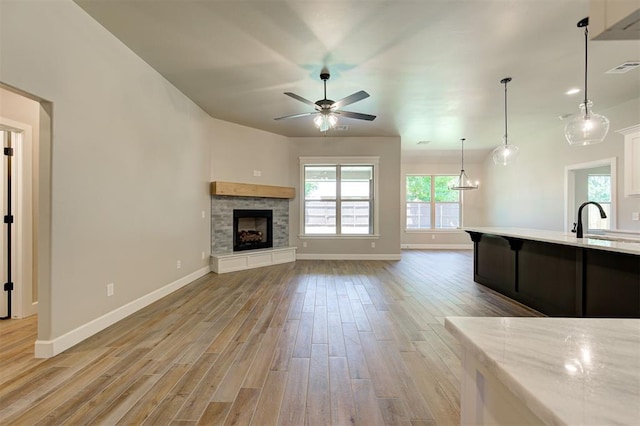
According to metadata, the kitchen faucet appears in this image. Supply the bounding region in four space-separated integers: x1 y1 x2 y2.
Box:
574 201 607 238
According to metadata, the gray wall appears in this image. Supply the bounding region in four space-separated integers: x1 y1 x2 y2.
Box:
1 1 212 340
401 159 485 247
288 136 402 258
483 97 640 231
209 117 292 186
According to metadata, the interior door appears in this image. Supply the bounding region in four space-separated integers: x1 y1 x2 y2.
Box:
0 129 16 319
0 126 35 319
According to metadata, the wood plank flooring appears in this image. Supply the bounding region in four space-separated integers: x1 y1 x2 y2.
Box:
0 250 541 425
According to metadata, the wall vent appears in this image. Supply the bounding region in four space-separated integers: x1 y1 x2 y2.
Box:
334 125 349 131
606 61 640 74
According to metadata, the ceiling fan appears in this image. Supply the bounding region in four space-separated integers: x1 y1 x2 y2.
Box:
275 70 376 132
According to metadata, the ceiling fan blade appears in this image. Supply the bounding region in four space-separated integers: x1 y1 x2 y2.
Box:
335 110 376 121
332 90 370 109
274 111 318 120
284 92 320 109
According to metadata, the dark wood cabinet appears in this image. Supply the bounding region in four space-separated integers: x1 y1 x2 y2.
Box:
584 249 640 317
468 231 640 318
518 241 578 316
474 234 515 297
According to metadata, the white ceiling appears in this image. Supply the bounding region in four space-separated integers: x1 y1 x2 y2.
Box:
74 0 640 159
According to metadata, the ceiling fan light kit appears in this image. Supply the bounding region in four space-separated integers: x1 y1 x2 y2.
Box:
314 113 338 132
564 17 610 146
275 70 376 133
450 138 479 190
492 77 520 166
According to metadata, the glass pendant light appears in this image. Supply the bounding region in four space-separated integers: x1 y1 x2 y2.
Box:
564 17 610 145
492 77 519 165
450 138 479 190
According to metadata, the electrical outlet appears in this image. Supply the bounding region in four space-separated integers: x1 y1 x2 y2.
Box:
432 235 436 240
107 283 114 297
633 212 639 221
201 251 206 259
253 170 261 177
177 260 181 269
371 242 376 248
302 241 307 248
201 210 206 219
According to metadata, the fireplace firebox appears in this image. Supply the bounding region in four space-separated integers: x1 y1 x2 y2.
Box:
233 209 273 251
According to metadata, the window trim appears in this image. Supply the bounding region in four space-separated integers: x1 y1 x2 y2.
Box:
300 156 380 237
404 173 463 231
564 157 617 233
586 173 612 231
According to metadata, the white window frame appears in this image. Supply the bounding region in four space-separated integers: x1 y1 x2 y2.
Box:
300 156 380 238
405 174 463 232
563 158 617 233
587 173 612 231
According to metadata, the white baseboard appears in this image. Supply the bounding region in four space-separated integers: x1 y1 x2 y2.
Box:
34 266 210 358
295 253 402 260
401 244 473 250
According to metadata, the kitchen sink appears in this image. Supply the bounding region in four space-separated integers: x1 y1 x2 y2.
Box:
585 234 640 243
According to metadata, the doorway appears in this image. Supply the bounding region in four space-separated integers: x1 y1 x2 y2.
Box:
0 123 36 319
0 84 51 357
564 158 617 233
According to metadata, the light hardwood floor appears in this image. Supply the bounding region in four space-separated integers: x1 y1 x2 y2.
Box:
0 250 540 425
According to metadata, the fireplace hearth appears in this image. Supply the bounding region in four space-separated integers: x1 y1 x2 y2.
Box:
233 209 273 251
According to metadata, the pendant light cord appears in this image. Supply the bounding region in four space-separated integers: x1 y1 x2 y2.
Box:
583 24 588 106
499 77 512 147
576 17 590 108
460 138 465 171
504 80 508 146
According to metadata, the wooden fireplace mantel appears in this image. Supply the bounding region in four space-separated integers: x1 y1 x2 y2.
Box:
211 181 295 199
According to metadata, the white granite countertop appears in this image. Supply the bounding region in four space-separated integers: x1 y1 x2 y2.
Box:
463 227 640 256
445 317 640 425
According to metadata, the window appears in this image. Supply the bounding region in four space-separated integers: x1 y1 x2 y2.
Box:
301 157 378 236
587 174 611 230
406 175 461 230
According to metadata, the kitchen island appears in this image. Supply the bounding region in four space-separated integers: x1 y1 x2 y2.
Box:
445 316 640 425
464 227 640 317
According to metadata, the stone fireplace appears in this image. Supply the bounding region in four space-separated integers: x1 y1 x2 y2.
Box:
211 195 289 254
210 182 295 273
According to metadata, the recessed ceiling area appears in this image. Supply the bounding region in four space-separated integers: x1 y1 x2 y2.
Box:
74 0 639 157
